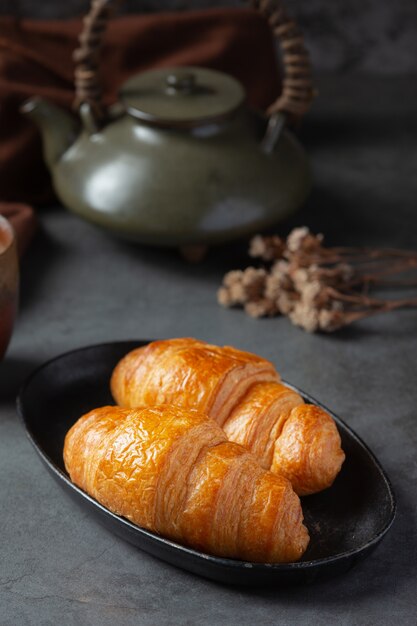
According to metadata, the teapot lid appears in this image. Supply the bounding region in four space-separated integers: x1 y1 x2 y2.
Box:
119 66 245 127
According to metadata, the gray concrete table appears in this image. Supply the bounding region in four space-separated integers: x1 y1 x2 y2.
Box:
1 76 416 625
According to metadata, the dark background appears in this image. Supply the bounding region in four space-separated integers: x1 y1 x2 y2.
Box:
1 0 416 74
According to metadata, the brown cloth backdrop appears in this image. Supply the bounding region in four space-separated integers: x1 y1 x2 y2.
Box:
0 7 281 206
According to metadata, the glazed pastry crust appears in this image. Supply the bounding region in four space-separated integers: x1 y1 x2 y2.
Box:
64 405 309 563
271 404 346 496
111 338 279 426
111 338 345 495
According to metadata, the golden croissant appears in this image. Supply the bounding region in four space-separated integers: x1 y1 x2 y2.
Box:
111 338 345 495
64 404 309 563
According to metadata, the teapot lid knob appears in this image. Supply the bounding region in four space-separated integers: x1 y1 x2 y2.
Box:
166 71 196 94
119 66 245 128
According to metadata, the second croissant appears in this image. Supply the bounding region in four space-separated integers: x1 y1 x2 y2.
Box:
111 338 345 495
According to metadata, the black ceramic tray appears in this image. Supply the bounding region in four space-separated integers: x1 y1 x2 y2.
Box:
17 340 396 586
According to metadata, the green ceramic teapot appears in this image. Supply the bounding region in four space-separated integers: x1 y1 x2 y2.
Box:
22 0 314 258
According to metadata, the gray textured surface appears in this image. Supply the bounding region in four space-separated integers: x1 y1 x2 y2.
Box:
1 0 416 74
1 75 417 624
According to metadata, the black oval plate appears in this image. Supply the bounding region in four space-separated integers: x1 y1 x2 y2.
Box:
17 340 396 586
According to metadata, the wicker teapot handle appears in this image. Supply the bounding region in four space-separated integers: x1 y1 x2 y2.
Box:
73 0 315 125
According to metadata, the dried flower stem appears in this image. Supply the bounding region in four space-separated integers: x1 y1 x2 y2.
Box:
326 288 417 309
335 297 417 329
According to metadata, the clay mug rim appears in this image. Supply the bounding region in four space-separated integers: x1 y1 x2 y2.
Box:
0 214 15 256
0 214 18 361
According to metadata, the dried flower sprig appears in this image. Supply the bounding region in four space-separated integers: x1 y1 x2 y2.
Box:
217 227 417 332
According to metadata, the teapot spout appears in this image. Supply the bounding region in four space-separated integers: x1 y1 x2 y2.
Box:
21 97 79 167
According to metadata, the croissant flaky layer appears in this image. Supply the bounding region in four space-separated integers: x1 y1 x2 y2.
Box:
111 338 345 495
64 405 309 563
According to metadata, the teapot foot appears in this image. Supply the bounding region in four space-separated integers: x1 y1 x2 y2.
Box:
179 244 208 263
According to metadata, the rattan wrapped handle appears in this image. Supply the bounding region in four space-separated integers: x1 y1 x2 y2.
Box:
250 0 315 120
73 0 118 121
73 0 315 124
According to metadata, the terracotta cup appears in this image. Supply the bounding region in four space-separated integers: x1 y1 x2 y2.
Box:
0 215 19 359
